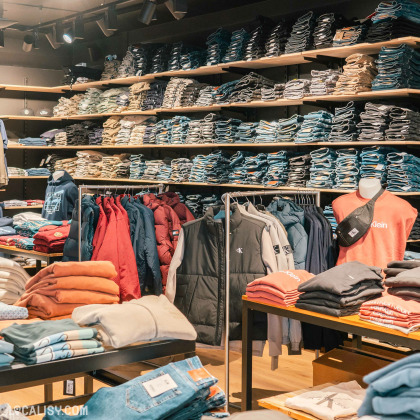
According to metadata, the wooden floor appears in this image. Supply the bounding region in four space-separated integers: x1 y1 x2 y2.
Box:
0 346 315 419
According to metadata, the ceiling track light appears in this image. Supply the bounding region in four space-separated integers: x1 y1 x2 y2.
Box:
63 28 73 44
138 0 157 25
33 29 39 49
45 27 61 49
73 15 84 40
22 34 34 52
106 4 118 31
96 16 114 37
165 0 187 20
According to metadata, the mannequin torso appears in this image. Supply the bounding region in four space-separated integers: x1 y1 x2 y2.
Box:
52 170 65 181
358 178 382 199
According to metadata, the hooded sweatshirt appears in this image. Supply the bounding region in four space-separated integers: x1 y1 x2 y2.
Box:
42 171 78 221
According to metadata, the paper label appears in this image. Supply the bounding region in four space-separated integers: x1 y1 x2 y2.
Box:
348 228 359 238
142 374 178 398
188 367 213 382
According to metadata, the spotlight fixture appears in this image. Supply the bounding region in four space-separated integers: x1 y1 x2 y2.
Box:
0 30 4 48
138 0 156 25
106 5 118 31
63 29 73 44
22 34 34 52
165 0 187 20
96 17 114 37
45 27 61 49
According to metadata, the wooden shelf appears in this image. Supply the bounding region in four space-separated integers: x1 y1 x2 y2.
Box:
8 176 49 179
0 84 65 93
0 244 62 258
0 115 61 121
308 89 420 103
407 239 420 243
2 205 43 210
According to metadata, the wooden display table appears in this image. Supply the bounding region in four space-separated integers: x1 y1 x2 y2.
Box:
0 245 62 270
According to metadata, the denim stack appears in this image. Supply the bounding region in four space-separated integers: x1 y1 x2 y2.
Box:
372 44 420 90
229 73 275 103
167 42 185 71
185 119 203 143
222 29 250 63
195 86 216 107
366 17 420 42
156 162 172 181
386 106 420 141
215 118 241 143
142 81 167 110
372 0 420 25
171 116 191 144
263 151 290 187
243 20 274 61
182 195 204 217
150 45 170 73
295 111 333 143
143 124 157 144
334 148 360 190
180 81 208 107
387 151 420 191
307 148 336 189
255 120 279 143
329 101 361 142
287 154 312 187
228 151 254 184
265 20 289 57
115 90 130 112
284 79 311 99
278 115 304 142
189 151 231 183
97 89 129 114
309 69 340 96
170 158 193 182
237 122 258 143
360 146 391 182
206 28 231 66
143 160 168 180
18 137 47 146
101 56 121 80
26 168 51 176
333 24 369 47
323 205 338 234
313 13 347 49
244 153 269 184
180 50 206 71
129 154 147 179
214 80 239 104
131 45 151 76
261 83 285 101
155 119 173 144
78 88 102 114
357 103 392 141
285 12 316 53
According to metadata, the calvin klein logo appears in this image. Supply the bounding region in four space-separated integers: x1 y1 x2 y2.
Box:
371 221 388 229
236 248 243 254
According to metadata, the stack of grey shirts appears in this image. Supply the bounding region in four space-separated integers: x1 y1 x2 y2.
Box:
261 83 285 101
284 79 311 99
118 50 135 78
296 261 384 317
357 103 392 142
78 88 103 115
385 106 420 141
195 86 216 107
309 69 341 96
101 154 131 178
74 151 106 178
170 158 193 182
97 89 129 114
101 58 121 80
384 262 420 300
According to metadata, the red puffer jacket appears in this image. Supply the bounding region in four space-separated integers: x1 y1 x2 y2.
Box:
159 192 195 225
142 194 182 291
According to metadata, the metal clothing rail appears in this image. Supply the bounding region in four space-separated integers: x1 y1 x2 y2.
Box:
77 184 165 261
222 189 321 409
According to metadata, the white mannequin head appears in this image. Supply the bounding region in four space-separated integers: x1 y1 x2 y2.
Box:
52 170 65 181
359 178 382 199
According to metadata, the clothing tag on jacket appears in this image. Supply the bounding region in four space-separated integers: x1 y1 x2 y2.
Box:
173 230 179 237
273 245 280 254
142 374 178 398
283 245 292 255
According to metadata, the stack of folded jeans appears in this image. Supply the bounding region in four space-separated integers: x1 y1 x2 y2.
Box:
130 154 147 179
185 119 204 143
265 19 289 57
357 102 392 141
143 124 157 144
156 161 172 181
170 158 193 182
333 24 369 47
0 340 14 367
237 122 258 143
102 116 121 145
180 50 206 71
74 151 106 178
184 194 203 217
296 261 384 317
45 154 61 173
189 151 231 183
313 13 347 49
66 122 98 146
18 137 47 146
215 118 241 143
127 82 150 111
366 17 420 42
101 57 121 80
150 44 170 73
360 146 391 182
284 79 311 99
171 116 191 144
88 127 103 145
243 21 274 61
26 168 51 176
54 131 67 146
214 80 239 104
295 110 333 143
115 117 144 145
228 151 254 184
387 151 420 191
195 85 216 107
307 148 336 189
118 49 135 78
255 120 279 143
334 54 377 95
309 69 340 96
142 81 167 110
129 121 149 145
78 88 102 114
358 354 420 419
101 154 130 179
114 157 131 178
285 12 316 53
372 0 420 25
206 28 231 66
228 73 275 103
334 148 360 189
222 29 250 63
385 105 420 141
131 44 151 76
372 44 420 90
155 119 172 144
54 157 77 175
409 216 420 240
261 83 285 101
328 101 361 142
167 42 187 71
263 151 290 187
115 89 131 112
53 94 84 117
142 160 167 180
97 88 129 114
323 205 337 234
287 154 311 187
278 114 304 142
180 81 208 107
162 78 203 108
243 153 268 184
201 113 220 142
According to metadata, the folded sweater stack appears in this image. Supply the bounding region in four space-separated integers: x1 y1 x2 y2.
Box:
33 224 70 254
296 261 384 317
1 318 103 365
0 340 14 367
15 261 120 319
246 270 314 306
0 257 30 304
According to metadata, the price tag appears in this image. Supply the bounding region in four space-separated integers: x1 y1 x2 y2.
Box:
142 374 178 398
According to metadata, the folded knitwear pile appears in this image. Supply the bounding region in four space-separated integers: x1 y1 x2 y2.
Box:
296 261 384 317
33 223 71 253
0 257 30 304
1 318 103 365
0 216 15 236
0 340 14 367
15 261 120 319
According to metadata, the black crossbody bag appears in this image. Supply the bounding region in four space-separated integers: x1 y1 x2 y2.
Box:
336 188 384 247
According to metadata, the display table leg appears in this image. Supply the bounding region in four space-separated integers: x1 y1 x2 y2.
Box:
242 302 254 411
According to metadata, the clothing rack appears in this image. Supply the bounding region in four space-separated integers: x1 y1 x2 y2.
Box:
77 184 165 262
222 189 321 409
